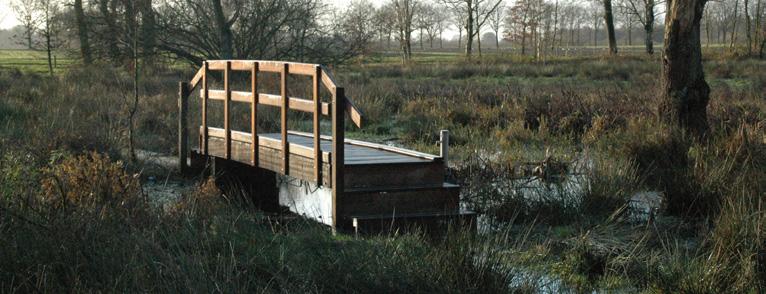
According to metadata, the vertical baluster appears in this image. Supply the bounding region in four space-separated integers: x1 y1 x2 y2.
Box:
224 61 231 160
251 62 259 166
281 63 289 175
313 66 322 184
202 61 209 155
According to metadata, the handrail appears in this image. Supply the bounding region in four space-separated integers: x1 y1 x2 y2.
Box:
181 59 355 230
187 60 362 128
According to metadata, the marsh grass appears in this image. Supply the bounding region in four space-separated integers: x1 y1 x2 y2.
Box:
1 54 766 292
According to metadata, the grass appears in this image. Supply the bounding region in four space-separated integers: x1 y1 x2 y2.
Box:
1 50 766 292
0 49 76 73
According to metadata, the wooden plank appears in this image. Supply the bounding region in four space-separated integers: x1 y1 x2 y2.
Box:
207 60 316 76
202 61 209 155
224 61 231 159
189 67 204 92
345 97 363 128
281 63 289 175
251 62 259 166
203 90 331 115
320 66 362 128
286 130 439 160
202 127 330 161
313 66 322 184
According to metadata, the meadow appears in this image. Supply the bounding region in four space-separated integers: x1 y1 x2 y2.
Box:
1 49 765 292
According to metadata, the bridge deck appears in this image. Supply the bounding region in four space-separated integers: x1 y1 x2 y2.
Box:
199 127 442 188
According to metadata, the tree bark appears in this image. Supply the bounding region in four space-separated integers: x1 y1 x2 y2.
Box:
212 0 233 59
603 0 618 54
465 1 475 58
74 0 92 64
99 0 121 62
730 0 739 50
645 0 655 54
140 0 156 59
745 0 752 55
660 0 710 137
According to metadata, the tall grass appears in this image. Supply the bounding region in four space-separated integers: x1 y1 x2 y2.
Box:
1 55 765 292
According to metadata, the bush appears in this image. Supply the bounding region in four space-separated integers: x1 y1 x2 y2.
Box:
40 151 145 219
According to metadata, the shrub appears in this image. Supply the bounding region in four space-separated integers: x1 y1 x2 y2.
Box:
40 151 145 219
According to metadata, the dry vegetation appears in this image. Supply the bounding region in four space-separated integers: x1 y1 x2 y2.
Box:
1 52 765 292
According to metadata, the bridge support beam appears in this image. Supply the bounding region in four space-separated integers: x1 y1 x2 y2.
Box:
178 81 190 174
331 87 345 232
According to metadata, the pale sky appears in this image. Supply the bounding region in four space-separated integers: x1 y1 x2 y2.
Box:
0 0 367 30
1 0 16 30
0 0 467 40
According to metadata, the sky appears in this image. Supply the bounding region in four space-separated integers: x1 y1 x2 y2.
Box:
0 0 16 30
0 0 366 30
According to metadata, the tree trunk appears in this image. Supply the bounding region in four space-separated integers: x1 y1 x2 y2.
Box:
603 0 618 54
99 0 121 62
730 0 739 50
495 29 500 51
465 2 474 58
745 0 752 55
645 0 655 54
660 0 710 137
46 27 53 76
212 0 233 59
74 0 91 64
521 26 527 55
140 0 156 59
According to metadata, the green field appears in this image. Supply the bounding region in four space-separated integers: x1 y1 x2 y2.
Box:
0 49 76 73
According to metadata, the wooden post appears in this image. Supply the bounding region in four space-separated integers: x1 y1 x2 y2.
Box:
251 62 259 166
440 130 449 166
313 66 322 184
178 82 189 174
202 61 209 155
331 87 345 231
224 61 231 159
281 63 289 174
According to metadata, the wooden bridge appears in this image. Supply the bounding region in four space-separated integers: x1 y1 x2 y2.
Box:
177 60 473 232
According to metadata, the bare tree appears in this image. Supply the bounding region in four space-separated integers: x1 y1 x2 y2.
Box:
11 0 39 50
603 0 618 54
441 0 503 58
660 0 710 137
372 3 397 49
505 0 533 55
392 0 418 62
487 0 505 51
419 3 441 48
73 0 92 64
434 6 450 48
36 0 67 76
448 4 467 48
617 0 662 54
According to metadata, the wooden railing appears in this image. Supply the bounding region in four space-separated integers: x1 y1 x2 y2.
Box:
178 60 363 227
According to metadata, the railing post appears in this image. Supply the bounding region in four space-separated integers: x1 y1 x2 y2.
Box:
251 62 259 166
313 66 322 184
224 61 231 160
332 87 345 231
440 129 449 166
281 63 289 175
178 82 189 174
202 61 209 155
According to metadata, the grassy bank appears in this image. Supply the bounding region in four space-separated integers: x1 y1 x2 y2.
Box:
1 53 765 292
